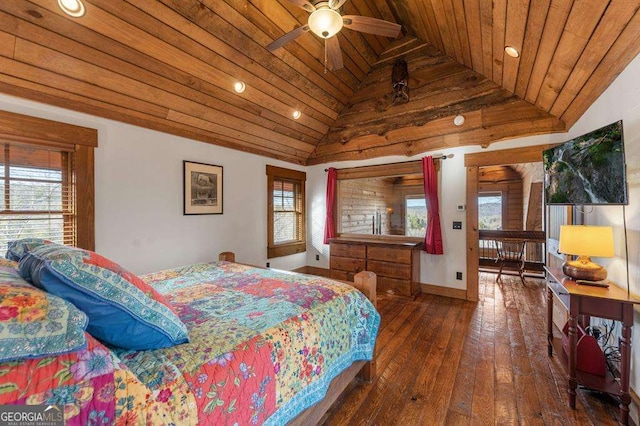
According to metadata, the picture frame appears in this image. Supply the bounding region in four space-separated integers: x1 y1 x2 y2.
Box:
183 161 223 215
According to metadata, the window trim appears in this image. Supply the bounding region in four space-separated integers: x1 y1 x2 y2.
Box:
266 165 306 259
0 110 96 250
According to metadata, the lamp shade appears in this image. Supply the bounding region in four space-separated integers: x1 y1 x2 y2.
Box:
558 225 614 258
308 7 343 38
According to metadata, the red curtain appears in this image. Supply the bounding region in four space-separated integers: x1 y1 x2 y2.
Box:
423 156 444 254
323 167 337 244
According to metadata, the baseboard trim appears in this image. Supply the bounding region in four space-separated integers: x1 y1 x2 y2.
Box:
420 283 467 300
293 266 332 278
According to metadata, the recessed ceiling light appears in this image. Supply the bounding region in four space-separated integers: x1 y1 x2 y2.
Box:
292 110 302 120
505 46 520 58
233 81 246 94
453 115 465 126
58 0 85 17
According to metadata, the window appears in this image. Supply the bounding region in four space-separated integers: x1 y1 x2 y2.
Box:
405 195 427 237
267 165 306 258
0 145 75 253
0 110 96 253
478 192 503 230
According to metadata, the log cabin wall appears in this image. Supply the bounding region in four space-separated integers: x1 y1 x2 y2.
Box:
478 166 523 231
339 178 393 235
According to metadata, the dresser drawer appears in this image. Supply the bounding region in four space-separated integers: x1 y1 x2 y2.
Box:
367 260 412 280
366 246 412 264
330 243 366 259
330 255 366 273
377 276 412 296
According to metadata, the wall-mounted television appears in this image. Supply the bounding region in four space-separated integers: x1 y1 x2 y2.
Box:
543 120 628 205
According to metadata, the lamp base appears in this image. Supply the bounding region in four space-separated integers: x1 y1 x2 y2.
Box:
562 256 608 281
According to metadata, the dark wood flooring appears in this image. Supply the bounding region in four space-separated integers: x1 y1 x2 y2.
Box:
324 272 621 425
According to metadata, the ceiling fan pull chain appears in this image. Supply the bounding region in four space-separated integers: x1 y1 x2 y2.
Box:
324 40 328 74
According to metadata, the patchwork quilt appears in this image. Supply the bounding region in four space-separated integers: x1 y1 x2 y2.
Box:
0 261 380 425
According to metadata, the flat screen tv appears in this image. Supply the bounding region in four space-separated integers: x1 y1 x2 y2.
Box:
543 120 628 205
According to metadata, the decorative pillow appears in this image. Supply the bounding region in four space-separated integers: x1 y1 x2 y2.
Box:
6 238 56 262
18 245 189 350
0 266 88 362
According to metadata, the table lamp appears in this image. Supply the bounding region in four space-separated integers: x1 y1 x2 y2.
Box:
558 225 614 281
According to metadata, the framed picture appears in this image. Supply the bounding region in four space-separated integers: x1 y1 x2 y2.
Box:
184 161 223 215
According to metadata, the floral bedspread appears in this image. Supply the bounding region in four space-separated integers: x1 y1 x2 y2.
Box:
1 261 379 425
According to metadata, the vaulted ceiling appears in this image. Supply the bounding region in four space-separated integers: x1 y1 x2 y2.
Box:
0 1 638 165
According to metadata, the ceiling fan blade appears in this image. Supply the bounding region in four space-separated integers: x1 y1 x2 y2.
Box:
326 36 343 71
329 0 348 10
266 25 310 51
343 15 402 38
285 0 316 13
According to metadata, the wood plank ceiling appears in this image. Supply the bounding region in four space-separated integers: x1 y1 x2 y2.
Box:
0 1 638 165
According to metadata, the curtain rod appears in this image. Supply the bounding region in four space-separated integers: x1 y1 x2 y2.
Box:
324 154 453 172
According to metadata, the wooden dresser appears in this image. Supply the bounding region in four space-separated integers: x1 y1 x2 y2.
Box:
329 237 422 297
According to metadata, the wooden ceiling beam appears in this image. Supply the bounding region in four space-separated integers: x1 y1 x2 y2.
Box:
308 113 564 165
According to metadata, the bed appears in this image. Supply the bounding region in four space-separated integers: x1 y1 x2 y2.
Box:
0 248 379 425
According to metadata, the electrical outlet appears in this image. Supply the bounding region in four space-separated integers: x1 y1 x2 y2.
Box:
456 272 463 280
315 254 320 261
453 221 462 230
266 262 270 268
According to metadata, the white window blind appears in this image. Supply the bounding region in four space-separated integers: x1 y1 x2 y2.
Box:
273 179 303 244
0 144 76 255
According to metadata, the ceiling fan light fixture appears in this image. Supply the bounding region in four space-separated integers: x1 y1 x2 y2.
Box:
58 0 85 17
308 5 343 39
233 81 246 94
504 46 520 58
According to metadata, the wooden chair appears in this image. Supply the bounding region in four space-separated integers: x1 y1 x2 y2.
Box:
494 239 526 284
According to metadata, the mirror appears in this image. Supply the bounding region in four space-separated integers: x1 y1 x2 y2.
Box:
338 173 425 237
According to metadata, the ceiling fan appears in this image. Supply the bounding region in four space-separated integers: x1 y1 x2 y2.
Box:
266 0 402 71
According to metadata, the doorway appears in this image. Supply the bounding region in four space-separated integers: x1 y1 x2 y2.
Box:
464 144 555 301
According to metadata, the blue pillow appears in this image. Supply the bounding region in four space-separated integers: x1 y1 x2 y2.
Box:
6 238 56 262
18 245 189 350
0 266 88 362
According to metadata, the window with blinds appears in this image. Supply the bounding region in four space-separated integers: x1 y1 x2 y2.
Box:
0 143 76 254
267 165 306 259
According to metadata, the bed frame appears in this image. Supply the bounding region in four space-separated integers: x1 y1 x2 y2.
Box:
217 252 377 425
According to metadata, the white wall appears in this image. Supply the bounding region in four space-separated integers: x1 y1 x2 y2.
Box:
0 94 307 274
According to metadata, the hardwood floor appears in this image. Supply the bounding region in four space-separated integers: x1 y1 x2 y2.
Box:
324 272 621 425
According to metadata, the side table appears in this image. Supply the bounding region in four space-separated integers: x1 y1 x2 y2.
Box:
546 266 640 425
